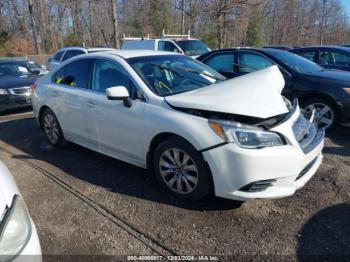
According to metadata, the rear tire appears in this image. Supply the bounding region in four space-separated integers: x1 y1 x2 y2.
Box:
300 97 339 130
152 137 211 200
41 108 65 147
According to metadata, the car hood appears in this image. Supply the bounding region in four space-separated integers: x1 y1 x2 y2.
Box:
165 65 289 119
0 75 38 89
0 161 19 213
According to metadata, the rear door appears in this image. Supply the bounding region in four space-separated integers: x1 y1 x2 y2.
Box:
236 50 294 95
50 58 93 144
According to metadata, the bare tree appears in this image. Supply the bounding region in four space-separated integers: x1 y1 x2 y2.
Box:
111 0 120 48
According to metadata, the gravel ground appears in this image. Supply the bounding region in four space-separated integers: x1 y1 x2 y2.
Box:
0 109 349 261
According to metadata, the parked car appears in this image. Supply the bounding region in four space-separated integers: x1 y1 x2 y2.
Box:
48 46 115 71
198 48 350 129
26 60 48 75
0 161 41 261
0 60 39 113
291 45 350 71
121 35 210 58
32 50 324 202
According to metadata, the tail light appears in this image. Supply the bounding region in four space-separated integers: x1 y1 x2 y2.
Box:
31 84 37 92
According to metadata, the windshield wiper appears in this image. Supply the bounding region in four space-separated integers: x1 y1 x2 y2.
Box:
182 67 223 81
150 63 184 77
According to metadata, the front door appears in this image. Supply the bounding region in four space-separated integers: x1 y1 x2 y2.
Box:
84 58 146 165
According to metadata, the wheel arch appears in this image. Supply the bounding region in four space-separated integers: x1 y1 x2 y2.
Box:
146 132 215 195
38 105 50 129
298 91 340 113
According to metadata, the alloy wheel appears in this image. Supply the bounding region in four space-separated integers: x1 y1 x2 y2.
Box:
305 103 334 129
43 113 59 144
159 148 199 194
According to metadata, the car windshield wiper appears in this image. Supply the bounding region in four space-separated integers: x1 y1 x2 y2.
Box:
150 63 184 77
181 67 223 81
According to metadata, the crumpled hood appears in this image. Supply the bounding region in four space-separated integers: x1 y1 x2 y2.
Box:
0 161 19 215
165 65 289 119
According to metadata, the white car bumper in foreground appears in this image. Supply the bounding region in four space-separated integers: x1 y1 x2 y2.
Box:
203 107 324 201
13 220 42 262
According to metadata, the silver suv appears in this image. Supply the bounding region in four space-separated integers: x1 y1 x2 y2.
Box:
47 46 115 71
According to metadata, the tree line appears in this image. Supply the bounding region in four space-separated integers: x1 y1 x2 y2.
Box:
0 0 349 56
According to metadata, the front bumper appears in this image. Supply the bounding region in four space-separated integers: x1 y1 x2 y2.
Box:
13 219 42 262
337 97 350 127
0 95 32 112
203 107 324 201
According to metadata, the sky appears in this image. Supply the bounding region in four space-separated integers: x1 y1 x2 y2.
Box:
340 0 350 15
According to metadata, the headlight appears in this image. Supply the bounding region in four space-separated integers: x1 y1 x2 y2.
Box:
209 119 284 148
0 89 8 95
343 87 350 95
0 195 32 260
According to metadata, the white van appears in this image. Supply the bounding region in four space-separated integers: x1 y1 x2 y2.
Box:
121 39 184 54
121 32 210 58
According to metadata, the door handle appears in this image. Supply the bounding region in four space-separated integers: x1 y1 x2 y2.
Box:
85 100 96 108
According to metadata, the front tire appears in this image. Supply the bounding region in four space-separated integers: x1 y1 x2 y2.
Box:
153 137 211 200
42 108 65 147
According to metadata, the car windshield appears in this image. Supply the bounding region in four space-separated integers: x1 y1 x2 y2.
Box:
0 62 33 77
272 51 323 73
127 55 225 96
176 40 210 56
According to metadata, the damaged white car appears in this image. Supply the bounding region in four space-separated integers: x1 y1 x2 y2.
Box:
32 51 324 201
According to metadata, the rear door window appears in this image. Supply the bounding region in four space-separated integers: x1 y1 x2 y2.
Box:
62 50 85 62
238 52 274 73
205 53 234 73
53 51 64 61
52 67 66 84
319 50 350 66
63 59 92 88
296 51 317 62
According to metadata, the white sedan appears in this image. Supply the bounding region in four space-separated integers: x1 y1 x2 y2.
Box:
0 161 41 261
32 50 324 201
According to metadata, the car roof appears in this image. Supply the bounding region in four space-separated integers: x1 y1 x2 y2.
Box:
197 47 289 61
292 45 350 51
86 50 182 59
57 46 116 52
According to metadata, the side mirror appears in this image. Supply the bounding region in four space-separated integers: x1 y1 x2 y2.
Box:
32 70 40 75
106 86 132 107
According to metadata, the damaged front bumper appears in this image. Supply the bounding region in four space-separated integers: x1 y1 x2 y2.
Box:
203 105 325 201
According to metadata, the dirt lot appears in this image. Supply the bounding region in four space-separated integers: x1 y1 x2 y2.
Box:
0 109 349 260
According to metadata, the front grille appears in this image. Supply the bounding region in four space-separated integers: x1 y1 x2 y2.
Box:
8 87 32 96
293 113 324 153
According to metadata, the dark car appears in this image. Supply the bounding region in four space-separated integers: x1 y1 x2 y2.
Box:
291 46 350 72
0 60 39 113
197 48 350 129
